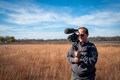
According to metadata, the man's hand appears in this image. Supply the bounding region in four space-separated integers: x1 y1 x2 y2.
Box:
74 51 78 57
74 51 80 63
74 57 79 62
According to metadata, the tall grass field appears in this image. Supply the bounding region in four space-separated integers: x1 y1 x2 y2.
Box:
0 44 120 80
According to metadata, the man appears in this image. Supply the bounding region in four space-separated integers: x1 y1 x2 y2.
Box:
67 27 98 80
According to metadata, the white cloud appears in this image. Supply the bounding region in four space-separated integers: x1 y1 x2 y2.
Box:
89 28 120 37
65 12 120 26
0 25 13 31
5 6 120 27
11 31 67 39
5 8 61 25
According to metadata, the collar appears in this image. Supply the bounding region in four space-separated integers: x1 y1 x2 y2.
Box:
80 40 89 46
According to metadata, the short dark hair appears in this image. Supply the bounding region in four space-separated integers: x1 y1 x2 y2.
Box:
79 27 89 35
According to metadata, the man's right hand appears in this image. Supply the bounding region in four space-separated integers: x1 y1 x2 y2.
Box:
74 57 79 62
74 51 78 57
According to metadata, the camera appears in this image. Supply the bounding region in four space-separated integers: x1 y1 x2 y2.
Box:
67 33 79 42
64 28 79 42
64 28 79 51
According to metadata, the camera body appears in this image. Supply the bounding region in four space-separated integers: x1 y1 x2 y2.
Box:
67 33 79 42
67 33 79 51
64 28 79 43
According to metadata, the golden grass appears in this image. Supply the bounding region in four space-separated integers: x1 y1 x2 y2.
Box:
0 44 120 80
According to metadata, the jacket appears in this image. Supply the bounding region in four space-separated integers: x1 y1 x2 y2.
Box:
67 41 98 76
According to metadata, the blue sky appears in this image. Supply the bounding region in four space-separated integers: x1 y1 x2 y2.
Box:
0 0 120 39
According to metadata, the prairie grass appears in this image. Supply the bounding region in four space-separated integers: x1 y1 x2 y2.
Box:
0 44 120 80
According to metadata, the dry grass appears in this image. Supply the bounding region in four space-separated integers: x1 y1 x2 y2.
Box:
0 44 120 80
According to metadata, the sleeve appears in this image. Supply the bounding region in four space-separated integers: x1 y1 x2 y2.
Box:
79 44 98 66
67 45 76 64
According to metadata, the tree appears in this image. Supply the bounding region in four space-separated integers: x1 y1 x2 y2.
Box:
6 36 15 43
0 36 4 42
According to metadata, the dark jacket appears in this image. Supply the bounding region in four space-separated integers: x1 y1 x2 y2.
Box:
67 41 98 76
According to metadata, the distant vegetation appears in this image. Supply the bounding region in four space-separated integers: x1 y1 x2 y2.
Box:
89 36 120 41
0 36 15 43
0 36 120 44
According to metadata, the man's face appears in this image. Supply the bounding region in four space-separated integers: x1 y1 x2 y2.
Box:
78 29 88 43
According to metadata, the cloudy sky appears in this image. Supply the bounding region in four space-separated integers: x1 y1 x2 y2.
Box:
0 0 120 39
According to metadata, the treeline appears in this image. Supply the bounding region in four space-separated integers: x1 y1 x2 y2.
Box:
0 36 120 44
16 39 68 44
17 36 120 44
0 36 15 43
89 36 120 41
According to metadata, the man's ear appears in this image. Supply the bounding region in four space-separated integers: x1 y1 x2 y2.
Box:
86 34 89 37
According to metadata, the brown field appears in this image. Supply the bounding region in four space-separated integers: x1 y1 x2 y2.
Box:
0 44 120 80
